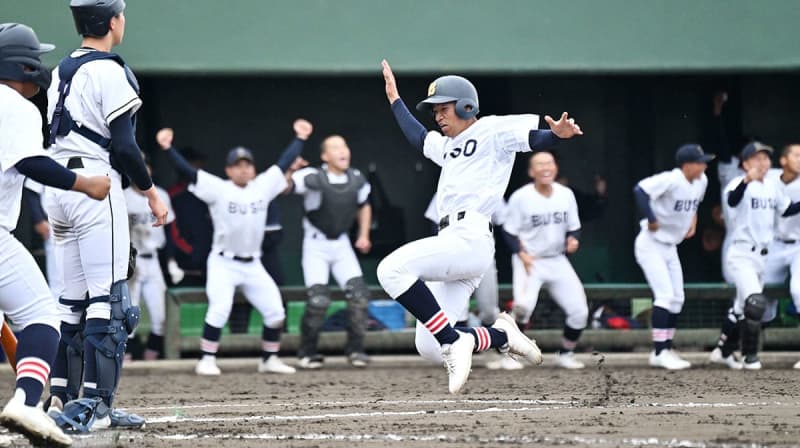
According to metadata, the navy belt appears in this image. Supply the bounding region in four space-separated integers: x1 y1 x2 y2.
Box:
779 239 797 244
438 211 493 233
219 252 254 263
67 157 84 169
138 253 154 259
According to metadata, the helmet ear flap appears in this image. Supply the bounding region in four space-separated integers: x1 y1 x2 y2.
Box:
455 98 478 120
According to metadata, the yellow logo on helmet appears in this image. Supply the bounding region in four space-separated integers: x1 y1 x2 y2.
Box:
427 82 436 97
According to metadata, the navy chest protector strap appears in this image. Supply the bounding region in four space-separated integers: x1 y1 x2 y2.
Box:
48 51 140 149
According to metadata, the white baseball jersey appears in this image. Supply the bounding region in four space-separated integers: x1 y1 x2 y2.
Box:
723 176 790 246
46 49 141 163
637 169 708 245
124 186 175 254
767 169 800 241
504 183 580 257
424 114 538 219
292 165 371 235
0 84 48 232
190 166 287 257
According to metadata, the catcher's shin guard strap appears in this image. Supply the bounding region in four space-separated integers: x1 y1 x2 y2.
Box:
344 277 369 354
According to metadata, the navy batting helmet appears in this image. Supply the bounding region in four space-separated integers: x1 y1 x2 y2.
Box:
0 23 55 89
70 0 126 37
416 75 479 120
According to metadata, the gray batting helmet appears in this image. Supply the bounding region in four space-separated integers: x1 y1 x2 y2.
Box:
70 0 126 37
0 23 55 89
416 75 479 120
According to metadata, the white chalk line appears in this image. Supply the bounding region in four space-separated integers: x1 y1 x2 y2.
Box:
154 432 771 448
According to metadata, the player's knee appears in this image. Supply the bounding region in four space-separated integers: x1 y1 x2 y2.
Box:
307 284 331 311
376 256 410 297
345 277 369 307
668 299 685 315
264 318 285 329
744 293 768 321
205 301 234 329
415 334 443 364
567 306 589 330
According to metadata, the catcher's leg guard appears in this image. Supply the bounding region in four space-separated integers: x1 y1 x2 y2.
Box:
344 277 369 355
83 280 140 407
741 293 767 359
299 284 330 357
50 299 87 404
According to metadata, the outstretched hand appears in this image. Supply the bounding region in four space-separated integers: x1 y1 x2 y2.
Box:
156 128 174 150
544 112 583 139
381 59 400 104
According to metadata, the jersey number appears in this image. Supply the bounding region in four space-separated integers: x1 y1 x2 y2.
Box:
446 139 477 159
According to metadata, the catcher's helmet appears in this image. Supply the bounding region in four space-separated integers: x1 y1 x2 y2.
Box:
70 0 126 37
0 23 55 89
416 75 479 120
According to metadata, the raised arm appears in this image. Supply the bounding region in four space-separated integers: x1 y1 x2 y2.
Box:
275 119 312 173
157 128 198 184
382 59 427 151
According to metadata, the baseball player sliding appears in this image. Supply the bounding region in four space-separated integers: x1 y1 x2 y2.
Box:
158 120 311 376
378 60 582 394
292 135 373 369
503 150 588 370
633 144 712 370
711 142 800 370
0 22 113 446
763 144 800 370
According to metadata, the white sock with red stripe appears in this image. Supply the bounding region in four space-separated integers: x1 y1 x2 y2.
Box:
15 323 59 406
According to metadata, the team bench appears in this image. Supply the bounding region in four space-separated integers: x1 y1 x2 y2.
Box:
161 283 797 359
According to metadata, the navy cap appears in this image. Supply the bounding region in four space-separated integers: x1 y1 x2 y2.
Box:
675 143 715 165
225 146 254 166
740 141 774 161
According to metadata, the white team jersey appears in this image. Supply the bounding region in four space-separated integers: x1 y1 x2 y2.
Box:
46 49 142 164
767 168 800 241
637 169 708 244
504 183 580 257
292 165 371 235
125 186 175 254
423 114 538 219
424 192 507 225
723 175 790 246
190 166 287 256
0 85 49 232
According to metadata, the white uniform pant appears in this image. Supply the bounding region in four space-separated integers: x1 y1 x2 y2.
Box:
473 258 500 324
301 232 363 287
128 255 166 336
0 232 60 330
205 253 285 329
377 212 493 363
511 254 588 330
44 161 128 322
634 230 685 314
726 242 772 321
763 239 800 320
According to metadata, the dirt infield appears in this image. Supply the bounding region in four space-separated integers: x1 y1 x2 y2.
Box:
1 353 799 447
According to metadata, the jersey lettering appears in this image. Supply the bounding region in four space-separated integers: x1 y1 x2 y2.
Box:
531 211 568 227
444 139 478 160
672 199 700 212
750 197 777 210
228 200 268 215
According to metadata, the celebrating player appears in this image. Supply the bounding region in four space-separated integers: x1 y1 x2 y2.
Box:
633 144 712 370
292 135 373 369
762 144 800 370
158 120 310 376
377 60 582 393
0 22 113 446
44 0 167 432
124 156 182 360
711 142 800 370
503 151 588 370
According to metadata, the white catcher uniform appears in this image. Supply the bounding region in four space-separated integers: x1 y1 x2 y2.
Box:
44 50 141 320
292 166 371 287
378 114 538 363
23 178 61 298
763 168 800 318
124 186 174 337
635 169 708 314
505 182 588 329
190 167 288 330
0 84 61 331
723 175 791 319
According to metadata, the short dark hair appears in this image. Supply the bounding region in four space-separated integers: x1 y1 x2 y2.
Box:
781 143 800 158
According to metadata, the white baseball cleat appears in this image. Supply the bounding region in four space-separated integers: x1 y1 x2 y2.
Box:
297 355 324 369
258 356 296 374
441 331 475 394
743 357 762 370
0 389 72 447
195 355 222 376
492 313 543 365
709 347 743 370
556 351 586 370
794 360 800 370
649 350 690 370
485 352 524 370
